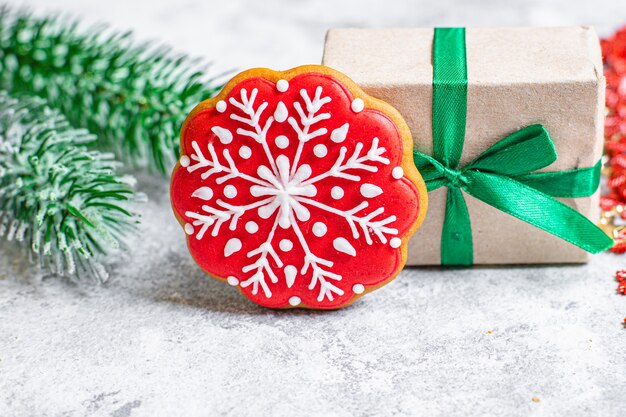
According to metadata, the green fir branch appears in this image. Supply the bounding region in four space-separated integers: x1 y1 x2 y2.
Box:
0 6 222 174
0 91 138 282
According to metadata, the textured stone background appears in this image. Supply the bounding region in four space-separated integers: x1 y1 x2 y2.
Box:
1 0 626 416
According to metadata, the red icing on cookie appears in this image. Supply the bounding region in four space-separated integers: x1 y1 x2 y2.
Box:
171 66 427 309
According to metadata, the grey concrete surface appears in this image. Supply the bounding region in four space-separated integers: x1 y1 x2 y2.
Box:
1 0 626 416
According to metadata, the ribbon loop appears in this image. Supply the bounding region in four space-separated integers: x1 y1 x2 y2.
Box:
464 124 557 176
414 27 613 265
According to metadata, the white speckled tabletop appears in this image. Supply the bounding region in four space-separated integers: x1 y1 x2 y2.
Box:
1 0 626 416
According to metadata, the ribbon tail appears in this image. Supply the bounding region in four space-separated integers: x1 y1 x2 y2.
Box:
514 160 602 198
441 188 474 265
464 171 613 253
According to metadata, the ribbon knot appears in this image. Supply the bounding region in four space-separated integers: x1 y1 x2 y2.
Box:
411 27 612 266
440 166 467 188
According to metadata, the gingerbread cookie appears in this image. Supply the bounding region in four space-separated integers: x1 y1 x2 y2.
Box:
171 65 427 309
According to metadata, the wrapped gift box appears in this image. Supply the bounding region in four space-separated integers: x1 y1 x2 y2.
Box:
322 27 605 265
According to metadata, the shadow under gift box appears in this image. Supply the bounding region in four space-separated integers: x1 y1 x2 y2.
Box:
322 27 605 265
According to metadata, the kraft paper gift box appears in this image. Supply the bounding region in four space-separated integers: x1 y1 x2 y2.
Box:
322 27 606 265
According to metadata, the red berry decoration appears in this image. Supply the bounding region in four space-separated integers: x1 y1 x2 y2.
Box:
602 25 626 216
617 269 626 295
171 66 428 309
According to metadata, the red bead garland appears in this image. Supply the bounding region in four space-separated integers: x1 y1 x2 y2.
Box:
617 270 626 295
602 25 626 326
602 25 626 229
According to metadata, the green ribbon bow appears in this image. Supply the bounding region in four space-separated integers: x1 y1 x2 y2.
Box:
412 27 613 265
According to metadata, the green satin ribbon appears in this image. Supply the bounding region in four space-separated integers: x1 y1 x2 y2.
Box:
413 27 613 266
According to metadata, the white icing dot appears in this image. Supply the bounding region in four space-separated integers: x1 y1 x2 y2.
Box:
313 144 328 158
184 223 194 235
245 221 259 234
224 185 237 199
284 265 297 288
239 146 252 159
227 276 239 286
274 101 288 123
275 135 289 149
312 222 327 237
211 126 233 144
276 79 289 92
390 237 402 248
288 296 301 306
279 239 293 252
224 238 242 257
351 98 365 113
191 186 213 200
180 155 190 167
392 166 404 179
333 237 356 256
216 100 227 113
331 186 344 200
330 123 349 143
360 183 383 198
353 284 365 294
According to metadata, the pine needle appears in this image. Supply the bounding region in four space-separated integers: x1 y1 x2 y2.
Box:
0 91 138 282
0 6 222 174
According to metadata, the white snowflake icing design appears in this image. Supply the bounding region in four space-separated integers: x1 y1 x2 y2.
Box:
181 83 403 303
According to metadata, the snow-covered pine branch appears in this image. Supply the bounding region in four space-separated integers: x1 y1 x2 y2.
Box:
0 91 138 283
